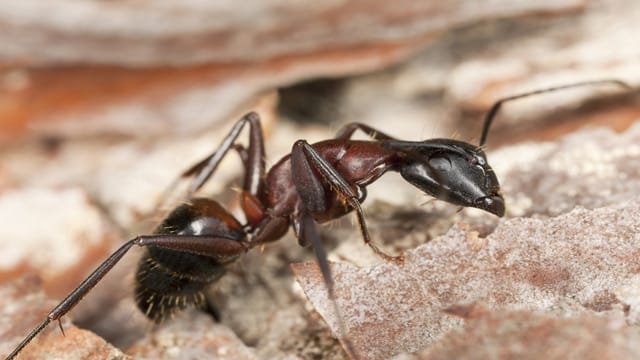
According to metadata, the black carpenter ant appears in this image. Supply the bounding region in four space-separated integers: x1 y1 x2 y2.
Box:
5 79 631 360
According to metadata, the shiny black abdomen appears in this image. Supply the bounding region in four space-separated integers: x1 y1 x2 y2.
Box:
134 198 245 321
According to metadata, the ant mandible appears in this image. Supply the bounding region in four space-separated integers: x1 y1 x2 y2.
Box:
5 79 630 360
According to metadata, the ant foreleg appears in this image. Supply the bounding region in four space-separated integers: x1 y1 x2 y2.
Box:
6 235 246 360
291 140 403 263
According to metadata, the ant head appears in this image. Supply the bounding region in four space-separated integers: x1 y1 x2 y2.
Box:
386 139 504 217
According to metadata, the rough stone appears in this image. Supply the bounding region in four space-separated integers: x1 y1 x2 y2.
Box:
127 310 257 360
418 307 640 360
294 200 640 359
0 276 128 360
294 124 640 359
0 187 120 299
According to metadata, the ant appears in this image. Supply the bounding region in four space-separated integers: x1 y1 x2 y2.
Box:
5 79 631 360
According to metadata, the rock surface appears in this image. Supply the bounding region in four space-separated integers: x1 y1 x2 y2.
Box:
419 307 640 360
0 187 121 298
127 310 257 360
296 200 640 358
294 125 640 359
0 276 128 360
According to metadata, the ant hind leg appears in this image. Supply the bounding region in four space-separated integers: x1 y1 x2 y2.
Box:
5 234 246 360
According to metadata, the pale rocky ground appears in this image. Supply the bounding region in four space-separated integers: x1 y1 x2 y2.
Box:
1 1 640 359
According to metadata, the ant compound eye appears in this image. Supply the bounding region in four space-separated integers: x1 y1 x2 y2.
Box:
429 156 451 172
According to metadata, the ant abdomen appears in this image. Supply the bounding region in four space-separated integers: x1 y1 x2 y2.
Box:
134 248 228 322
135 198 246 321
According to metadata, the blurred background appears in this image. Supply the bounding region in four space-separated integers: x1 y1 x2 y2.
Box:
1 0 639 358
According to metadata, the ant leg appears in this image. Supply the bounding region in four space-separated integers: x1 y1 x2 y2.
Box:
295 211 359 359
335 122 397 141
6 235 245 360
156 112 266 207
291 140 403 263
479 79 632 146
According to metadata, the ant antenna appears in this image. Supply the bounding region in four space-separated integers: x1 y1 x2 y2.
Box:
479 79 633 147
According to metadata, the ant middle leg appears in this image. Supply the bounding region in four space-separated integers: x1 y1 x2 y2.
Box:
295 211 360 359
291 140 403 263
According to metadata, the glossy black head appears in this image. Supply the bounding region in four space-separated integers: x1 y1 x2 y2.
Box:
386 139 504 217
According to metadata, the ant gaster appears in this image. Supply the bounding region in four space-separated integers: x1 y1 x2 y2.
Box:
6 79 630 360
